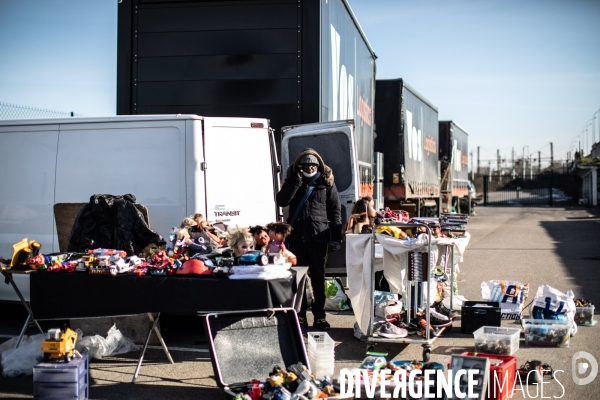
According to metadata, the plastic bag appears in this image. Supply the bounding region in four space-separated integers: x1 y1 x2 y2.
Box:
529 284 577 336
1 333 45 377
76 324 140 359
324 278 351 311
481 280 529 319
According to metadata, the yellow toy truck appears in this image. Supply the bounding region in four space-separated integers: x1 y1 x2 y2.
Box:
41 327 78 363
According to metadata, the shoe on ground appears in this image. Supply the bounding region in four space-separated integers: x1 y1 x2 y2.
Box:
313 318 330 331
378 322 408 338
433 301 459 319
298 316 308 329
429 307 451 321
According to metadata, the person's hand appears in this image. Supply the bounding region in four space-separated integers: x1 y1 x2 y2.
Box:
329 241 342 252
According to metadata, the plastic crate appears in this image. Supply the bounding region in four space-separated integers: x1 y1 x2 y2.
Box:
575 306 596 326
473 326 520 356
460 352 517 400
307 332 335 354
522 319 570 347
33 354 89 383
461 301 501 334
33 375 87 399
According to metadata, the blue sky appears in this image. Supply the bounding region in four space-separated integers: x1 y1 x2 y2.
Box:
1 0 599 165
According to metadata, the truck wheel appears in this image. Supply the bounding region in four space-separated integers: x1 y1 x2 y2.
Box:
110 266 117 276
258 255 269 266
43 353 50 362
64 354 71 363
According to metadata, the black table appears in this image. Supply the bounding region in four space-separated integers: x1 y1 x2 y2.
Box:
18 268 306 382
30 271 300 319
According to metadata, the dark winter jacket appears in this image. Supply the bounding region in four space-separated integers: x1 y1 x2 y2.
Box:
276 149 342 244
67 194 166 255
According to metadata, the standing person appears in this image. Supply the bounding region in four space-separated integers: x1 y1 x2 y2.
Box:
276 148 342 331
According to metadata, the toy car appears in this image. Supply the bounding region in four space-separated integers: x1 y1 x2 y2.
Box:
238 250 269 266
360 355 387 371
41 327 78 363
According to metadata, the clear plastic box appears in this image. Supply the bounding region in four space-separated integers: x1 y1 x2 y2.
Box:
307 332 335 379
307 332 335 354
575 306 596 326
473 326 520 356
522 319 570 347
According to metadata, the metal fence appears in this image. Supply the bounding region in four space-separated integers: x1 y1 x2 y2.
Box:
0 102 84 119
481 173 575 206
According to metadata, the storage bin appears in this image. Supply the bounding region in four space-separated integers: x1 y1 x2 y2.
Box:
574 305 596 326
34 354 89 383
460 352 517 400
33 354 88 400
461 301 501 334
307 332 335 354
33 375 87 399
522 319 570 347
473 326 520 356
307 332 335 379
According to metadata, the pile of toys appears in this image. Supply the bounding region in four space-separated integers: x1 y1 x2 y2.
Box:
231 363 340 400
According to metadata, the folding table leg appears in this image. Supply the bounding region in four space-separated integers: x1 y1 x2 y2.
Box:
131 312 174 383
2 270 44 348
148 312 174 364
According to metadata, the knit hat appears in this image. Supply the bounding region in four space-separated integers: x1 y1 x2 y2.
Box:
299 154 319 165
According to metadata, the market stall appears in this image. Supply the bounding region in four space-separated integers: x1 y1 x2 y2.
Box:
346 220 470 361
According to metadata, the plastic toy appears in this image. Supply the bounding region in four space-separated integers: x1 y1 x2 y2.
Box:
108 254 135 276
360 354 387 371
238 250 269 266
226 227 255 257
265 222 297 265
41 327 78 363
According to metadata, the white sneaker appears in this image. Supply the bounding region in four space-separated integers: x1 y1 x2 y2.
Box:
378 322 408 338
429 308 450 321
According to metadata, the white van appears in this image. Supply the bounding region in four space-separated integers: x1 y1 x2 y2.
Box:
0 115 279 301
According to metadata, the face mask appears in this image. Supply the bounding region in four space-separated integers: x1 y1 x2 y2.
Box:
302 170 317 178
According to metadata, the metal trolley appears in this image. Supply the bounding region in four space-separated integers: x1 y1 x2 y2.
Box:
364 223 447 362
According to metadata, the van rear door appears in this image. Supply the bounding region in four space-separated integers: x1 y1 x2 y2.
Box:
281 120 358 226
203 117 277 227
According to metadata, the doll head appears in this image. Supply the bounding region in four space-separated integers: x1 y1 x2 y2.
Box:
227 226 255 257
266 222 292 243
249 225 270 249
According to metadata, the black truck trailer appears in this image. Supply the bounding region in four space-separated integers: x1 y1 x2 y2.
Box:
439 120 469 212
116 0 376 187
374 79 440 216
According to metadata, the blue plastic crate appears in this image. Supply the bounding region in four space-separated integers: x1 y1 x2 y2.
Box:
34 354 88 383
33 378 87 399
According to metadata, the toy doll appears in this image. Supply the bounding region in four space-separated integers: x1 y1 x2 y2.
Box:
226 226 255 257
265 222 297 265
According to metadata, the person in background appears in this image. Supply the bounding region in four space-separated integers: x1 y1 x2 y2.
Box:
346 196 376 234
249 225 270 252
276 148 342 331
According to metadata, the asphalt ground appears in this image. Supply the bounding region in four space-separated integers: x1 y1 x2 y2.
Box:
1 205 600 399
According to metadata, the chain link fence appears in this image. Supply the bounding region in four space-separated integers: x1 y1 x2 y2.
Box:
0 102 85 119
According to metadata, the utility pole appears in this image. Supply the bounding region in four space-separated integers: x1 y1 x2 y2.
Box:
470 150 474 180
538 151 541 173
550 142 554 171
529 154 533 179
511 147 515 178
497 149 500 175
477 146 480 176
